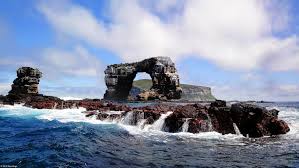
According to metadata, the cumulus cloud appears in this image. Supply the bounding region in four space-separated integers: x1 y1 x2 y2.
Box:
0 83 10 95
0 45 103 79
37 0 298 71
0 45 104 97
40 46 102 78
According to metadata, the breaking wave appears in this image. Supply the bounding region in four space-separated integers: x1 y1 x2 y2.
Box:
0 104 246 141
0 102 298 142
0 103 298 167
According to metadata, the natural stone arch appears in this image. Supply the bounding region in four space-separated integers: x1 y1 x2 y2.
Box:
104 57 182 100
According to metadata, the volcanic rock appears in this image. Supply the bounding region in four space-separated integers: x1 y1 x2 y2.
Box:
7 67 42 102
130 79 216 102
230 103 290 137
164 104 211 133
104 57 182 100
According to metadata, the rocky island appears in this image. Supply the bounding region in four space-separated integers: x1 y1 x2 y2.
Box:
0 57 290 138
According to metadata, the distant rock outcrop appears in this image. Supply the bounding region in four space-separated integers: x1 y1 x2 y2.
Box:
104 57 182 100
7 67 42 102
130 79 216 101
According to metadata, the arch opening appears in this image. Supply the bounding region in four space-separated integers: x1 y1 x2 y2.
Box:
129 72 153 100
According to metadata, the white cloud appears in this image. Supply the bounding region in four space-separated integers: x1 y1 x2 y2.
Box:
277 84 299 96
213 83 299 101
241 73 259 81
41 46 102 77
264 36 299 71
0 45 105 97
0 45 103 79
37 0 299 71
0 83 10 95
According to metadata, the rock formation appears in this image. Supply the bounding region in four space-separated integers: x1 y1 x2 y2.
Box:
104 57 182 100
22 97 290 138
0 66 290 138
7 67 42 102
180 84 215 101
130 79 216 101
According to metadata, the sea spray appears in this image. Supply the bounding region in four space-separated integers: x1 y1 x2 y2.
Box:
181 118 190 132
137 119 147 129
150 111 173 131
206 115 213 131
71 103 77 109
121 112 134 125
53 102 57 109
233 123 241 135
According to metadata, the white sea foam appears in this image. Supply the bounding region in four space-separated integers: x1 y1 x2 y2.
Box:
181 118 190 132
233 123 241 135
60 97 83 101
150 111 173 131
274 106 299 139
1 104 298 141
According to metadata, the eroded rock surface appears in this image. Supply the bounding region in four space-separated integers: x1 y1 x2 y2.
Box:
104 57 182 100
130 79 216 101
7 67 42 102
20 95 290 138
0 67 290 138
230 103 290 137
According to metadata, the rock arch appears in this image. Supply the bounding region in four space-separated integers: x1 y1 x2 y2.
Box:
104 57 182 100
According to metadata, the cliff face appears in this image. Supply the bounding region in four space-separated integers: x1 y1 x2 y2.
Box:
180 84 215 101
130 79 216 101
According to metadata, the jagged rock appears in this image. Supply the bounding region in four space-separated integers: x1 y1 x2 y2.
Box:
104 57 182 100
7 67 42 102
24 95 62 109
136 90 165 101
230 103 290 137
210 100 227 107
22 95 290 137
208 106 235 134
268 109 279 118
164 104 211 133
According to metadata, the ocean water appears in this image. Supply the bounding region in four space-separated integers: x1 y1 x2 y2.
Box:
0 102 298 168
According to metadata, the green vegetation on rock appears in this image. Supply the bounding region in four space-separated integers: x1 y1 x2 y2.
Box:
132 79 216 101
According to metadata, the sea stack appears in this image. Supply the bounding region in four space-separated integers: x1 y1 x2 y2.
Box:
7 67 42 102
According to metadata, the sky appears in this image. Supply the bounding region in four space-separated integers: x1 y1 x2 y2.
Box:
1 0 299 101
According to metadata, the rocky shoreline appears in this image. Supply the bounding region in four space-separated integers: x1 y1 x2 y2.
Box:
0 94 290 138
0 66 290 138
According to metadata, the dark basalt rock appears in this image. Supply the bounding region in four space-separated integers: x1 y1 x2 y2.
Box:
210 100 227 108
7 67 42 103
268 109 279 118
164 104 211 133
2 67 290 138
104 56 182 101
23 96 290 137
230 103 290 137
208 106 235 134
24 95 62 109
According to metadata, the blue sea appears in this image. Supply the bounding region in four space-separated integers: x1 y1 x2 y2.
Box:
0 102 298 167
